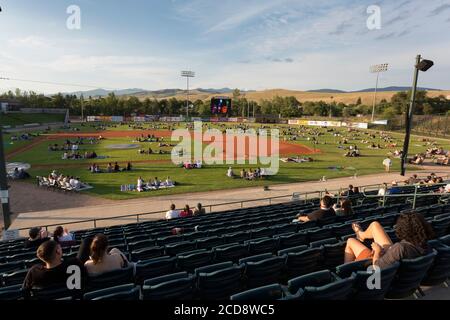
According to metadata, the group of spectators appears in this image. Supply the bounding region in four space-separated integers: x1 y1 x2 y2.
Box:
295 194 436 270
44 170 84 190
137 176 175 192
165 203 206 220
22 227 130 297
138 148 169 155
62 150 98 160
344 145 361 158
89 162 132 173
10 133 36 141
227 167 267 180
135 134 162 143
8 167 30 180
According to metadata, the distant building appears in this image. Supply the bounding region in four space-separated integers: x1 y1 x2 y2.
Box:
0 99 23 112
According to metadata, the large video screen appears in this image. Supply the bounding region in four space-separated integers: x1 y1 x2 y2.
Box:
211 98 231 115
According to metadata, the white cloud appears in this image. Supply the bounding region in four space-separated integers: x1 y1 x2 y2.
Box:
7 36 50 48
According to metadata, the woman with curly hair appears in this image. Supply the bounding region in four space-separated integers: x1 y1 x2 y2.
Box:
344 212 434 268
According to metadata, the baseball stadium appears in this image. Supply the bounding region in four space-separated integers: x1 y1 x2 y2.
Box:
1 0 450 313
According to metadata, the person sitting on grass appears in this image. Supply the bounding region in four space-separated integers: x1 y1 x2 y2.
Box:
22 240 86 297
297 196 336 223
165 204 180 220
114 162 120 172
126 162 132 171
152 177 161 188
180 204 193 218
227 167 234 178
137 176 145 192
84 234 130 276
165 176 174 186
344 212 434 268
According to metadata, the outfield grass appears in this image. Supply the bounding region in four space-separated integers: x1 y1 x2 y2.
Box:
0 113 66 127
7 123 450 200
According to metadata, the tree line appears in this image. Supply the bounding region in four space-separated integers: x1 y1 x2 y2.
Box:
1 88 449 118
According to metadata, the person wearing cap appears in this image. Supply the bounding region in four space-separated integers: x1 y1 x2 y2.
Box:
24 227 50 249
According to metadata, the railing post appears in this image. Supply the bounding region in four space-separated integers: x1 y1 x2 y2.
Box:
413 186 418 209
269 198 272 205
137 215 140 223
94 220 97 228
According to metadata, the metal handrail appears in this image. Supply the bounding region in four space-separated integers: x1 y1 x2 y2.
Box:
11 176 449 233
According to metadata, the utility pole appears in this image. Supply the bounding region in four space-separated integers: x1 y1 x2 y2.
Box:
0 127 11 230
80 94 84 122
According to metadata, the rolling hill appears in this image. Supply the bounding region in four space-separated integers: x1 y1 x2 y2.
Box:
62 87 450 105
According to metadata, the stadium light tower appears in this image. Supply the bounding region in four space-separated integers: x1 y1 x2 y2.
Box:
181 71 195 120
369 63 389 122
401 55 434 176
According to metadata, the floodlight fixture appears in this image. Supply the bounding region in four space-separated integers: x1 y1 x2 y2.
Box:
369 63 389 122
181 71 196 119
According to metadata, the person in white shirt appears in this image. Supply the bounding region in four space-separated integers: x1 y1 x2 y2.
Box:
227 167 234 178
137 177 145 192
444 184 450 193
165 176 174 186
165 204 180 220
383 157 392 172
378 183 388 196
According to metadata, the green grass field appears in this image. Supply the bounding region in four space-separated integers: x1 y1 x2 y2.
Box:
0 113 65 127
6 122 450 200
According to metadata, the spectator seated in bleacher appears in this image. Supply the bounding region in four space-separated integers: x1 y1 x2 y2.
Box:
22 240 86 297
165 204 180 220
179 204 193 218
388 181 402 194
84 234 130 276
193 203 206 216
297 196 336 223
24 227 50 249
344 212 434 269
340 184 354 197
333 199 354 217
52 226 76 247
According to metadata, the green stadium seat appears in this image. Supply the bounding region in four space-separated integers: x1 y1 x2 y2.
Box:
287 270 355 300
230 284 303 301
135 256 177 285
83 284 139 300
142 272 196 300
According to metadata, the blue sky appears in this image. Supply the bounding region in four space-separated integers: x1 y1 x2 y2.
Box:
0 0 449 93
